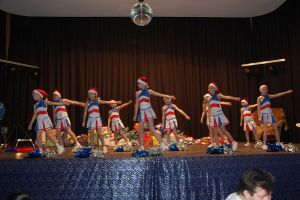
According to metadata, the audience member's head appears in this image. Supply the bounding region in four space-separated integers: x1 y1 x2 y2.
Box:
6 192 32 200
238 168 275 200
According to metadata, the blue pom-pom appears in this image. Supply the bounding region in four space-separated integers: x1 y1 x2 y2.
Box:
168 143 179 151
74 147 92 158
132 150 149 157
5 147 16 152
207 146 224 154
28 149 42 158
267 144 283 152
114 146 124 152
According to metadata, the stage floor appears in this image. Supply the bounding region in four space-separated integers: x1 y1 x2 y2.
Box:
1 142 300 200
1 142 300 160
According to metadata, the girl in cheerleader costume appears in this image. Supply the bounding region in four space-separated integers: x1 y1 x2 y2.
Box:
133 76 175 150
201 93 232 147
240 98 257 147
28 89 67 155
108 100 132 146
82 88 121 153
52 90 85 153
207 82 240 151
257 85 293 150
162 96 190 145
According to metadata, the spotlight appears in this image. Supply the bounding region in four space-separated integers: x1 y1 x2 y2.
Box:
11 67 16 72
34 71 39 77
130 0 153 26
244 68 250 74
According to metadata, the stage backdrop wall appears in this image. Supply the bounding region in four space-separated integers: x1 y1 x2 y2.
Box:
0 0 299 141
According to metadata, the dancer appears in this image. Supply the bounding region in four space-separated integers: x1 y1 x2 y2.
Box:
52 90 85 153
200 93 232 147
240 98 257 147
257 85 293 149
162 96 190 145
28 89 66 155
207 82 240 151
108 100 132 146
82 88 121 153
133 76 175 150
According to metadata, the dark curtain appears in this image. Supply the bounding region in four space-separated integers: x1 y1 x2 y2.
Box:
0 0 299 141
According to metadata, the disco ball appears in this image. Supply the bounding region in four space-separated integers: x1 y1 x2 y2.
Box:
130 1 153 26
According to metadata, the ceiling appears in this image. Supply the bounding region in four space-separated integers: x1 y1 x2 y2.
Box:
0 0 286 17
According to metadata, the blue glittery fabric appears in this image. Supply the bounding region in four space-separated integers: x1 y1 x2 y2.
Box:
0 154 300 200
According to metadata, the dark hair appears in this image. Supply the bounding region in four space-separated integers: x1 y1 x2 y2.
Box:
238 168 275 195
6 192 32 200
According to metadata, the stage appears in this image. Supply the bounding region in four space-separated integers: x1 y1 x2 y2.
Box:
0 143 300 200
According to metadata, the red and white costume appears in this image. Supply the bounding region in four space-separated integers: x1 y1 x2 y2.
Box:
242 106 257 131
110 108 125 132
87 100 102 130
208 93 229 128
260 95 276 124
137 89 156 122
163 104 178 130
32 89 53 131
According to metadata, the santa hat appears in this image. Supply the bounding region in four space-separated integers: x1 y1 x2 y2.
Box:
137 76 149 87
209 82 218 91
88 88 98 97
241 98 248 104
203 93 211 99
53 90 61 98
259 85 268 92
32 89 48 99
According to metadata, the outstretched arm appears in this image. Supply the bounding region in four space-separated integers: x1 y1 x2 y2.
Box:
173 104 190 120
63 99 86 107
133 93 139 121
249 104 257 109
269 89 293 99
220 101 232 106
148 89 176 100
82 102 88 127
45 100 66 106
218 93 240 102
98 99 122 105
28 105 37 130
116 100 132 110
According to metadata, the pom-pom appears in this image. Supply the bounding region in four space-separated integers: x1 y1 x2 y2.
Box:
168 142 179 151
44 149 57 158
74 147 92 158
149 148 163 156
114 146 124 152
123 145 132 152
207 146 224 154
130 140 139 146
91 149 104 158
132 150 149 157
255 140 264 149
224 143 234 155
284 143 298 152
28 149 42 158
267 144 283 152
77 134 88 146
177 143 188 151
